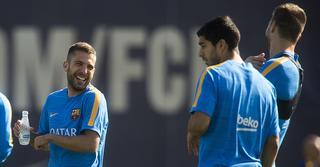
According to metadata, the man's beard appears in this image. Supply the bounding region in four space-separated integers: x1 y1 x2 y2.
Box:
206 52 222 66
67 72 89 92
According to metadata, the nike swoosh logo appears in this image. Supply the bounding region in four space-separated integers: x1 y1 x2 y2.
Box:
49 113 58 118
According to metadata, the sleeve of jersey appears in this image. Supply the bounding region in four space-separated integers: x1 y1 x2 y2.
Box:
268 90 280 137
0 96 13 163
37 98 49 134
191 70 217 117
80 92 109 137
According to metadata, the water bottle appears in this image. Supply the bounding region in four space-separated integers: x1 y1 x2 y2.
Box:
19 110 30 145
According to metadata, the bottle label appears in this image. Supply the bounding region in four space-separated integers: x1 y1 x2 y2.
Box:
22 134 30 138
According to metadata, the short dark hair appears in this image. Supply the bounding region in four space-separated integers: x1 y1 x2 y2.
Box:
272 3 307 43
67 42 96 61
197 16 240 51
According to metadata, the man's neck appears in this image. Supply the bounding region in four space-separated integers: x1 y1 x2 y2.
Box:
269 38 296 57
67 86 86 97
229 47 243 63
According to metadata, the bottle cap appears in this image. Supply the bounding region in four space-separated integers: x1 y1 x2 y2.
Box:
22 110 28 116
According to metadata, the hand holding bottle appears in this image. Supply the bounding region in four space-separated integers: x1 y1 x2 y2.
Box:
13 111 35 145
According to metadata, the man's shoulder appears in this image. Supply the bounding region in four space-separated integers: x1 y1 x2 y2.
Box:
262 56 299 82
0 92 9 103
202 61 229 79
84 85 106 101
47 88 67 99
261 57 292 75
0 92 11 111
207 61 228 71
263 57 285 69
269 56 297 67
83 86 108 113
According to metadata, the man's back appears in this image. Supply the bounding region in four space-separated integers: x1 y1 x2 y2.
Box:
260 51 301 145
192 60 279 166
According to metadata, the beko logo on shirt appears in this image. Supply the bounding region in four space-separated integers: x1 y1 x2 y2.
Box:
237 114 259 132
50 128 77 136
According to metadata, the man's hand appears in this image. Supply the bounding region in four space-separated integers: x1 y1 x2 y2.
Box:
245 53 266 70
34 134 50 151
303 135 320 164
13 120 22 138
13 120 36 138
187 132 200 156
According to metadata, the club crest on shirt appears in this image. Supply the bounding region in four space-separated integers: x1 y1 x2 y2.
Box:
71 108 81 120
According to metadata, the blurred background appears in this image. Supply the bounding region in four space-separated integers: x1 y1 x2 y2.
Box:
0 0 319 166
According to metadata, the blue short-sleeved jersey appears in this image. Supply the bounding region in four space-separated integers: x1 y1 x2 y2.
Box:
38 85 109 167
191 60 279 167
0 92 13 163
260 51 300 145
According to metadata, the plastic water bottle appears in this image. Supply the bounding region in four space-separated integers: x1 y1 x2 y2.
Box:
19 110 30 145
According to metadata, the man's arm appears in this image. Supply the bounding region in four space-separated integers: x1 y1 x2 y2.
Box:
187 112 210 156
261 135 279 167
34 130 99 153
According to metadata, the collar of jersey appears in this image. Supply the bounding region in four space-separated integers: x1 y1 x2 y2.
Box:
273 51 299 61
66 86 91 99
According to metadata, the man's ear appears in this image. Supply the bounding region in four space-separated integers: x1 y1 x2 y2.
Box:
63 61 68 72
216 39 228 54
270 21 277 33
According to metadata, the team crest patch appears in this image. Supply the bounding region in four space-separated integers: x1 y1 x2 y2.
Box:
71 109 81 120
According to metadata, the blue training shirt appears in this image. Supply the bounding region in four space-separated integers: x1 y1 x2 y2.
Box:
0 92 13 163
191 60 279 167
38 85 109 167
260 51 300 145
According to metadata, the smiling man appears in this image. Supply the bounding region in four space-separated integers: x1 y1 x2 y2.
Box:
187 16 279 167
14 42 109 167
